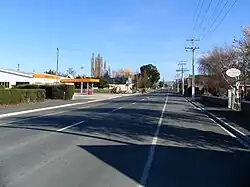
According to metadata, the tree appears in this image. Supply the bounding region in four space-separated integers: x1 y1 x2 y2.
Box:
44 69 67 77
233 26 250 98
198 46 238 95
159 81 164 88
44 69 56 75
138 71 149 88
140 64 160 87
67 68 76 78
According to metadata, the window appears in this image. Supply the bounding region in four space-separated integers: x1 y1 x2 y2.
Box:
0 82 10 88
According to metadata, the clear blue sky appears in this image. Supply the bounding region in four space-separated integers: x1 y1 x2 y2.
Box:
0 0 249 81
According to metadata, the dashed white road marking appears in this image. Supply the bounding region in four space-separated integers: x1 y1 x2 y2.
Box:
57 120 85 132
138 94 169 187
111 107 123 112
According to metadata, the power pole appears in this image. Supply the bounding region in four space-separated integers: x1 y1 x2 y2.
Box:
176 61 189 95
185 38 199 100
56 48 59 84
176 71 180 93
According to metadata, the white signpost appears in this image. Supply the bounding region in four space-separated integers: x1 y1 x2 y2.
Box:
226 68 241 110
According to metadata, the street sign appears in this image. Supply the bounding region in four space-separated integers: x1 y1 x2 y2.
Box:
226 68 241 78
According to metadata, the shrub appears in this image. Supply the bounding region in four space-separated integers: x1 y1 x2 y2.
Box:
63 84 75 100
0 89 45 105
111 87 117 94
14 84 75 100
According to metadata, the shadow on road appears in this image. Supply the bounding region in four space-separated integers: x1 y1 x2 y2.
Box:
198 100 250 133
78 144 250 187
1 106 247 150
0 90 249 187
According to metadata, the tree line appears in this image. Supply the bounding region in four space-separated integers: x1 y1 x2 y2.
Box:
198 26 250 97
44 63 161 90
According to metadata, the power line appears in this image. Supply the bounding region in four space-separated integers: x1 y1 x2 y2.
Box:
201 0 229 39
206 0 239 38
196 0 213 35
193 0 205 32
192 0 201 27
199 0 225 38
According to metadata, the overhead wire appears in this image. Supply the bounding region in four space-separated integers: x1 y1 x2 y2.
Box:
201 0 239 40
199 0 225 38
196 0 214 35
193 0 205 32
206 0 239 39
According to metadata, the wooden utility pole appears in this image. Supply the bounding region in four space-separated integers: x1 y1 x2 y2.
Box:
176 61 189 95
185 38 199 100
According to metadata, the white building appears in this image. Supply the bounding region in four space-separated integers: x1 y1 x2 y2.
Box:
0 68 66 88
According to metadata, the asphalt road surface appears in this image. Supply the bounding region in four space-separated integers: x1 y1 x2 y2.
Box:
0 90 249 187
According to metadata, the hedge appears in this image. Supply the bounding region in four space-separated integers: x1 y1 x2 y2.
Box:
13 84 75 100
0 89 45 105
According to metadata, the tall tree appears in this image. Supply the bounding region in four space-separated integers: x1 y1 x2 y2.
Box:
44 69 56 75
67 68 76 78
140 64 160 86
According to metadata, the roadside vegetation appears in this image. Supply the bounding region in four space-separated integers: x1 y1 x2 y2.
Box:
0 84 75 105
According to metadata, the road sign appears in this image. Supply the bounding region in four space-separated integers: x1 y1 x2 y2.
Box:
226 68 241 78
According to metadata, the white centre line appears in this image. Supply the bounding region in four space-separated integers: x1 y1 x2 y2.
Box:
57 120 85 132
132 102 136 105
138 93 169 187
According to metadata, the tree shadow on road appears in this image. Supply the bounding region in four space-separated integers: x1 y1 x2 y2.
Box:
1 106 247 150
1 102 250 186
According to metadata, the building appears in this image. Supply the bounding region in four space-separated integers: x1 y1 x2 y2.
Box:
0 68 100 95
0 68 65 88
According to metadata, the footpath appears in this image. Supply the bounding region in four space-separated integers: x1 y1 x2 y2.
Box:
186 97 250 148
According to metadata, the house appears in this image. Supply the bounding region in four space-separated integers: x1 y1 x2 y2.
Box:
0 68 64 88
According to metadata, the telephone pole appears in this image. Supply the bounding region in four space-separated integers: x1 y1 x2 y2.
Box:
56 48 59 84
185 38 199 100
176 71 180 93
176 61 189 95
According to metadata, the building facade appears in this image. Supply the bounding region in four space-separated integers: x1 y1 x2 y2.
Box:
0 68 63 88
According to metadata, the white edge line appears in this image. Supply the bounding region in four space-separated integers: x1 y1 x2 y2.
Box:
185 97 250 149
138 93 169 187
186 98 246 136
0 94 133 119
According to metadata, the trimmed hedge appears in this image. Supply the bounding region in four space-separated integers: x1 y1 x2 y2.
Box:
14 84 75 100
0 89 45 105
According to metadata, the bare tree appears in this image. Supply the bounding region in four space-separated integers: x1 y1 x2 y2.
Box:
233 26 250 98
198 46 238 95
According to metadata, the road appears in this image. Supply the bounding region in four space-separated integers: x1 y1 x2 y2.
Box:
0 90 249 187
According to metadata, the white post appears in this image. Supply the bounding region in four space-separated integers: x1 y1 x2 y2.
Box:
80 82 83 94
87 82 89 94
